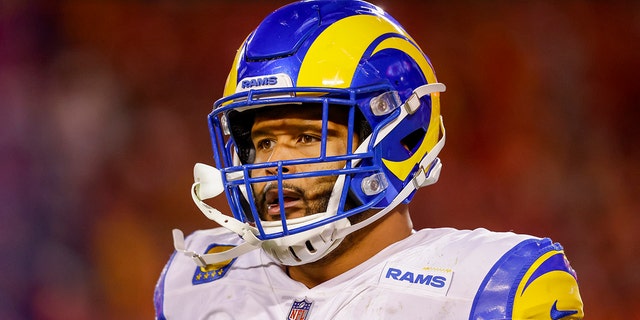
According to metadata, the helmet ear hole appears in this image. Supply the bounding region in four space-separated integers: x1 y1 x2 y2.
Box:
401 128 427 153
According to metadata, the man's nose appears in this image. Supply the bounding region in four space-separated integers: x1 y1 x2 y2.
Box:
263 144 296 175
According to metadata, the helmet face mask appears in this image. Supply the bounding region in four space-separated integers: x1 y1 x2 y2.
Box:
210 93 379 231
196 0 446 265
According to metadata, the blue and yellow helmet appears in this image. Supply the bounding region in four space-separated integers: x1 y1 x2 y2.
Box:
193 0 446 265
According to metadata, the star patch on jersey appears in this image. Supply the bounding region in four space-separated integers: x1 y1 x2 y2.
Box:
191 243 237 285
288 298 313 320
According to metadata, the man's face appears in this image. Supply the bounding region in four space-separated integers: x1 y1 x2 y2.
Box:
249 105 356 221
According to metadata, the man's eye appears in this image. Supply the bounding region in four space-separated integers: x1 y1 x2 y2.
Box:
256 139 274 150
299 134 320 144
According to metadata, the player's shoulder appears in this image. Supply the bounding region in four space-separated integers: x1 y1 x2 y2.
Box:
154 227 263 319
155 227 243 282
407 228 583 319
161 227 252 278
468 232 584 319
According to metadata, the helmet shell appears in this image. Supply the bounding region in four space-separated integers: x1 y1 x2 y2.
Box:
206 0 444 264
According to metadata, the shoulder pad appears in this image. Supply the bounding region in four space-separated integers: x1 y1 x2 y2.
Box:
470 238 584 319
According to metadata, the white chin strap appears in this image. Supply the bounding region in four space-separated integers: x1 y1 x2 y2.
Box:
172 164 262 267
172 162 351 267
173 83 446 267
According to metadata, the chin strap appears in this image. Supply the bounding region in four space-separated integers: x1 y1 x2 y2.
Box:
172 228 261 267
171 164 264 267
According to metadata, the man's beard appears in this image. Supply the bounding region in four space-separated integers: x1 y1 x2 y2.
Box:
255 181 333 221
254 178 372 266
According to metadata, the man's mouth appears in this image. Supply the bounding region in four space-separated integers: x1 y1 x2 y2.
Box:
264 189 302 218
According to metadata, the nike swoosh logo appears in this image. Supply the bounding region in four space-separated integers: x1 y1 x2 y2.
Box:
550 300 578 319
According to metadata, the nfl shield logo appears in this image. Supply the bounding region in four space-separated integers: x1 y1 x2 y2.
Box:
288 298 312 320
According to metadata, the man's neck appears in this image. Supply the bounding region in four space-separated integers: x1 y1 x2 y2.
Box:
286 206 413 288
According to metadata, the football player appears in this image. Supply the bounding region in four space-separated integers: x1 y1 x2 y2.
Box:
154 1 584 319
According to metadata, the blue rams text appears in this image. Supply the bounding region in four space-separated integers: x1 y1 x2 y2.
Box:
241 76 278 89
385 268 447 288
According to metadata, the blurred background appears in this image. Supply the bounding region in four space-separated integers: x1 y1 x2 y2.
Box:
1 0 638 318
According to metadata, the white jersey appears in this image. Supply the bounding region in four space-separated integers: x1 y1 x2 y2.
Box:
154 228 583 319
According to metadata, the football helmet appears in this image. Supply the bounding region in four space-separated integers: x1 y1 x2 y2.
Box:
173 0 446 266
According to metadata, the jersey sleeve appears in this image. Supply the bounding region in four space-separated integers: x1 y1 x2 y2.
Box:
469 238 584 320
154 251 176 320
152 228 245 319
